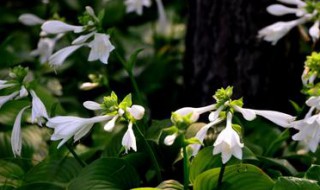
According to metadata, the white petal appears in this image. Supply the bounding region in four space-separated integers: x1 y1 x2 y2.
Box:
30 90 49 125
267 4 299 16
104 115 118 132
164 133 177 146
221 146 232 164
80 82 99 90
122 122 137 153
41 20 83 34
0 82 16 90
0 91 19 108
309 21 320 42
254 110 295 128
72 32 95 45
11 106 29 157
277 0 306 7
85 6 97 20
306 96 320 107
49 45 83 66
83 101 101 110
19 13 45 26
233 106 256 121
155 0 167 33
173 107 200 122
232 145 243 160
126 105 145 120
209 106 224 122
74 123 94 142
88 33 115 64
19 86 28 98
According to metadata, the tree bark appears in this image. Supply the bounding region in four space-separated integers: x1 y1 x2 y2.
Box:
184 0 305 112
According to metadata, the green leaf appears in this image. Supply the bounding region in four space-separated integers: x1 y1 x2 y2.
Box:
0 160 24 188
258 156 298 176
22 157 82 188
131 180 183 190
68 158 140 190
119 93 132 110
305 165 320 185
146 119 172 144
272 177 320 190
193 164 274 190
264 129 290 157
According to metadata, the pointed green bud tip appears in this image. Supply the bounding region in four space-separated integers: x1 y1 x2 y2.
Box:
102 91 119 114
306 52 320 72
119 93 132 110
213 86 234 106
9 66 28 82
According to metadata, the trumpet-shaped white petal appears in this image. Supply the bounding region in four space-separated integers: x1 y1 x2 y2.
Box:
191 118 223 156
88 33 115 64
258 17 308 45
254 110 295 127
291 114 320 152
30 90 48 125
41 20 83 34
277 0 306 7
11 106 30 157
267 4 301 16
19 86 28 98
122 121 137 153
72 32 95 45
164 133 177 146
209 106 224 122
233 106 256 121
83 101 101 110
47 115 112 148
306 96 320 109
125 0 152 15
19 13 45 26
126 105 145 120
49 45 83 66
31 37 57 64
0 80 17 90
173 105 215 123
213 112 244 164
104 115 119 132
0 91 19 108
309 21 320 42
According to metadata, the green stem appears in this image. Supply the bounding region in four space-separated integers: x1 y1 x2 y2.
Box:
217 164 226 189
182 146 189 190
134 123 162 183
65 143 86 167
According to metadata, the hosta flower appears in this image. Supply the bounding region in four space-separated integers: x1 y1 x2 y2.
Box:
122 121 137 153
213 112 244 164
126 105 145 120
172 104 216 123
87 33 115 64
18 13 45 26
233 105 295 127
125 0 152 15
11 106 30 157
41 20 83 34
0 91 19 108
306 96 320 110
30 90 48 125
47 115 113 148
164 133 178 146
48 45 83 66
291 114 320 152
309 21 320 42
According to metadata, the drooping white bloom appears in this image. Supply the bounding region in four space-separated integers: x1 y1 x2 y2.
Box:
30 90 48 126
191 118 223 156
125 0 152 15
164 133 178 146
258 17 308 45
306 96 320 109
104 115 119 132
0 91 19 108
83 101 102 110
213 112 244 164
41 20 83 34
49 45 83 66
11 106 30 157
47 115 113 148
122 121 137 153
87 33 115 64
80 82 99 90
291 114 320 152
233 105 295 127
126 105 145 120
309 21 320 42
208 106 224 122
267 4 305 17
72 32 95 45
277 0 306 7
172 104 216 123
19 13 45 26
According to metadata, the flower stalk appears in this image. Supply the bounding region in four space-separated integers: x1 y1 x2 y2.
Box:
65 143 86 167
182 145 189 190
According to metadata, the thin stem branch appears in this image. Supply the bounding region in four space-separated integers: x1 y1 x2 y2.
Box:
65 143 86 167
134 123 162 183
182 145 189 190
217 164 226 189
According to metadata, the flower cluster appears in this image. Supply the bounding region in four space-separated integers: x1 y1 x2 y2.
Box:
47 92 145 153
0 66 48 157
258 0 320 45
165 87 295 164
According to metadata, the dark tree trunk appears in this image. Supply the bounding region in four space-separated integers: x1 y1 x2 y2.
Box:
184 0 305 112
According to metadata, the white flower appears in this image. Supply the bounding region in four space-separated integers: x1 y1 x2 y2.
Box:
277 0 306 7
19 13 45 26
104 115 119 132
306 96 320 109
87 33 115 64
291 114 320 152
47 115 113 148
208 106 224 122
49 45 83 66
213 112 244 164
191 118 223 156
0 91 19 108
11 106 30 157
83 101 102 110
258 17 308 45
126 105 145 120
267 4 304 16
80 82 99 90
125 0 152 15
309 21 320 42
122 121 137 153
233 105 295 127
164 133 178 146
41 20 83 34
0 81 16 90
30 90 48 126
19 86 28 98
172 104 216 123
